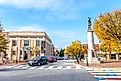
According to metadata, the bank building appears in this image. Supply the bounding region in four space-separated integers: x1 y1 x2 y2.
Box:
3 31 54 62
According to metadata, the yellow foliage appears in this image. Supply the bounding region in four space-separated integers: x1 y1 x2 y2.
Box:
94 10 121 53
64 40 86 57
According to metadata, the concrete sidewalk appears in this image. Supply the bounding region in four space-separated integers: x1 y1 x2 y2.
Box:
78 61 121 68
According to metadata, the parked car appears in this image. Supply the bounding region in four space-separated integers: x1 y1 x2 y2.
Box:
48 56 57 63
28 56 48 66
62 57 69 60
56 56 63 60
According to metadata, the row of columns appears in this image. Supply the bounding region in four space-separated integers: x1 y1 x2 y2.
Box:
7 38 44 61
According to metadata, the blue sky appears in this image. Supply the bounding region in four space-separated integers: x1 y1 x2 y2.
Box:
0 0 121 49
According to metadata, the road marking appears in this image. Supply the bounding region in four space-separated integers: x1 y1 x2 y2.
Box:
55 66 63 69
87 68 121 81
28 67 37 70
66 66 72 69
46 66 56 69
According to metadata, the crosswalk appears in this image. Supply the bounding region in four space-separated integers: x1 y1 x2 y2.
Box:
4 64 82 70
86 68 121 81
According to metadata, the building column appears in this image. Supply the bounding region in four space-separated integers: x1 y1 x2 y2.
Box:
17 37 20 61
21 40 24 61
106 54 110 61
116 54 119 61
8 39 12 60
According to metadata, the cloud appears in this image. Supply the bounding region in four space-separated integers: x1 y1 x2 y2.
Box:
0 0 62 9
6 25 47 32
0 0 97 20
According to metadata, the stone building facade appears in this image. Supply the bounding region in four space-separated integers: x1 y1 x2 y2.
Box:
4 31 54 61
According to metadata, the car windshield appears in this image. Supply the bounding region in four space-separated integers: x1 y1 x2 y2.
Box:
33 56 41 60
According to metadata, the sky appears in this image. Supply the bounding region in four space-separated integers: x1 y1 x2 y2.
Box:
0 0 121 49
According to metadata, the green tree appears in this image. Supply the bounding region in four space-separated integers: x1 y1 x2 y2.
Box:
64 40 84 64
59 48 64 57
94 10 121 53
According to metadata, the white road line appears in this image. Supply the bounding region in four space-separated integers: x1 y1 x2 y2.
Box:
55 66 63 69
20 65 31 69
88 71 121 73
5 65 19 68
37 66 48 69
94 76 121 78
13 65 26 69
91 72 121 75
46 66 55 69
65 66 72 69
28 67 37 70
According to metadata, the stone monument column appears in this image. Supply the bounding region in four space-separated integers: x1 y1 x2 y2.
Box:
87 17 99 63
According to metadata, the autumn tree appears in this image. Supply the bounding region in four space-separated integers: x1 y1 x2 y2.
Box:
30 47 40 59
0 23 9 52
94 10 121 53
64 40 84 64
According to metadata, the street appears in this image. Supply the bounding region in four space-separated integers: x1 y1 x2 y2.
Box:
0 60 97 81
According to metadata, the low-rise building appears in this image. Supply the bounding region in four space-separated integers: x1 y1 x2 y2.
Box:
4 31 54 61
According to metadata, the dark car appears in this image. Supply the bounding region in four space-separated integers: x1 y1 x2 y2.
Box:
28 56 48 66
48 56 57 63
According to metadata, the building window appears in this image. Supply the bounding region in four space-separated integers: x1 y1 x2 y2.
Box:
110 54 116 59
36 40 40 46
24 40 29 46
12 40 17 46
12 51 16 55
41 41 45 53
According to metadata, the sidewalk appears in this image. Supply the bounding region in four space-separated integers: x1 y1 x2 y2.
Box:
78 61 121 68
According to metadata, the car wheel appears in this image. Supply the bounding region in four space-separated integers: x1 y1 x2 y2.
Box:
37 62 41 66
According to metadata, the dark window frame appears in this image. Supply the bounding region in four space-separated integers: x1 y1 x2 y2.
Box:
24 40 29 46
36 40 40 46
12 40 17 46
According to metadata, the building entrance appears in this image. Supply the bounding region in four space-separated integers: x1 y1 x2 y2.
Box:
23 51 28 60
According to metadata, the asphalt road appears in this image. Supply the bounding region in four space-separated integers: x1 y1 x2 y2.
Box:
0 60 98 81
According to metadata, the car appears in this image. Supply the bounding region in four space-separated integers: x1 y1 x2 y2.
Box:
28 56 48 66
62 57 69 60
48 56 57 63
56 56 63 60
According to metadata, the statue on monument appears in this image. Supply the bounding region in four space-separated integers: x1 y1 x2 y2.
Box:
88 17 91 30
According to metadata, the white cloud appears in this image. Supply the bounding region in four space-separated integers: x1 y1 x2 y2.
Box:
6 25 47 32
0 0 97 20
0 0 62 10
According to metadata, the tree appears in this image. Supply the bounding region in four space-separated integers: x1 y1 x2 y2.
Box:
0 24 9 52
64 40 84 64
30 47 40 59
59 48 64 57
94 10 121 53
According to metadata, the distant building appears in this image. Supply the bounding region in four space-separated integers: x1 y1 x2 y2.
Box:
4 31 54 61
82 43 121 61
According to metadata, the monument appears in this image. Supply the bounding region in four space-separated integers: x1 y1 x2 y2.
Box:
85 17 100 64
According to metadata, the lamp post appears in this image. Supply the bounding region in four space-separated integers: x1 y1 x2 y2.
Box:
86 56 89 66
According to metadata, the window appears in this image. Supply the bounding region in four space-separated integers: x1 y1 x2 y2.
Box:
36 40 40 46
24 40 29 46
41 41 45 53
12 51 16 55
12 40 17 46
110 54 116 59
